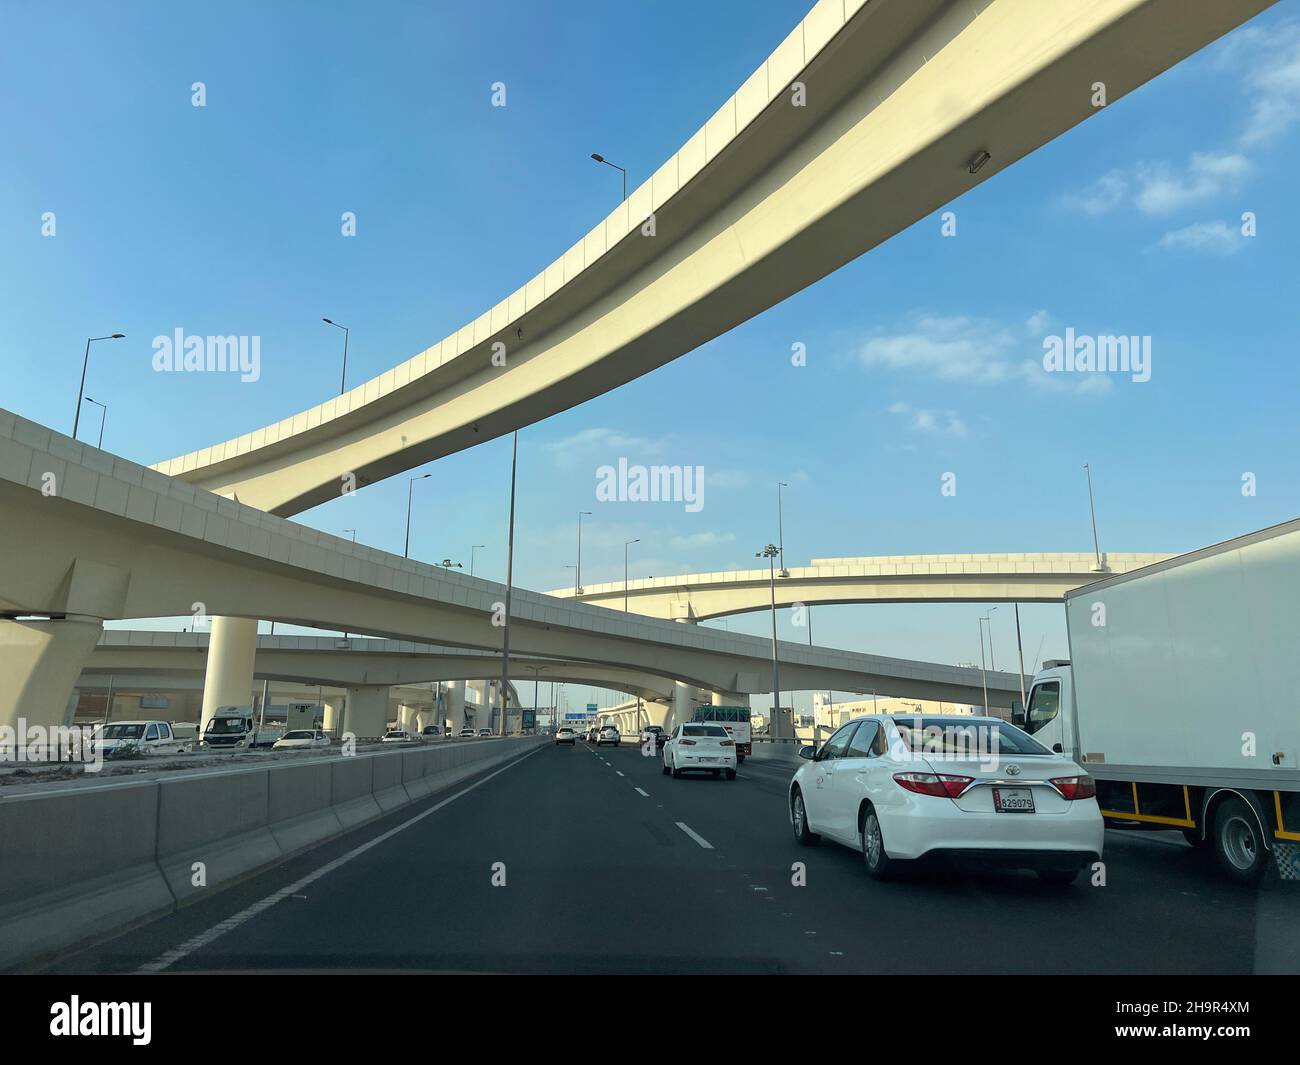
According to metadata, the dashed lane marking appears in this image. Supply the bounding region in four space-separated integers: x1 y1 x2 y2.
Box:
675 822 714 850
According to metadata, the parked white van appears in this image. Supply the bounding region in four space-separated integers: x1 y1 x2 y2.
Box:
94 720 191 758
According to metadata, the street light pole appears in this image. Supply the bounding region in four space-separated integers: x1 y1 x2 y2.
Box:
757 544 783 739
83 397 107 449
405 473 430 557
576 511 591 593
1014 603 1028 710
499 431 519 737
322 319 350 394
978 619 990 715
623 538 640 611
73 334 125 440
342 529 356 639
590 153 627 201
777 481 789 575
1084 463 1103 571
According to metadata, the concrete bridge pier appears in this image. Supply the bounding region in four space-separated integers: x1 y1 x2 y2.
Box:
0 615 104 730
712 691 750 708
322 695 345 734
342 685 388 740
398 703 421 732
200 616 258 737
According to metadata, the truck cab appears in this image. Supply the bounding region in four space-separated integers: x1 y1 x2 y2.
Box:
1017 661 1075 757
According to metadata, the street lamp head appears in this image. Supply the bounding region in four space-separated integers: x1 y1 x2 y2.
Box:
110 334 125 339
322 318 332 324
590 153 605 163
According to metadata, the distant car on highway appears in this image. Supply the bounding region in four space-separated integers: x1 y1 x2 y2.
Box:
477 727 493 737
458 727 476 738
788 715 1103 885
662 723 737 780
555 726 576 746
381 729 416 743
585 726 600 743
94 720 190 758
594 725 620 747
420 725 441 737
272 729 330 750
639 725 666 749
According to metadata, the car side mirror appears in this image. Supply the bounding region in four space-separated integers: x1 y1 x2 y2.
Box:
798 745 815 760
1011 699 1026 729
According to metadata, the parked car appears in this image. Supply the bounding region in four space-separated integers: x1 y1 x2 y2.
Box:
420 725 441 737
555 726 576 746
94 720 190 758
595 725 621 747
272 729 330 750
662 723 737 779
381 729 416 743
789 715 1103 885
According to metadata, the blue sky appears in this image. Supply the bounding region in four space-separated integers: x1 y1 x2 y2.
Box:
3 1 1299 712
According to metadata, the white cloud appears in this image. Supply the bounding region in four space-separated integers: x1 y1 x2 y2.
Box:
859 312 1110 395
544 426 666 467
1062 169 1128 215
1221 20 1300 147
1133 152 1249 214
887 401 967 437
1063 152 1248 217
1158 219 1248 256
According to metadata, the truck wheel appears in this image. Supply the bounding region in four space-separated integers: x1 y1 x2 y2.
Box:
725 769 737 781
791 789 819 846
1213 797 1268 885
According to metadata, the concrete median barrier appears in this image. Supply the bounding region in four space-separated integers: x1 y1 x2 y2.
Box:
0 736 545 970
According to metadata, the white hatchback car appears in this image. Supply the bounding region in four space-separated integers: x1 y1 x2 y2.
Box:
789 715 1103 885
662 723 737 780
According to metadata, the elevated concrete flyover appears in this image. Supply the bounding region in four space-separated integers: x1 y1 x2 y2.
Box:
83 631 678 703
151 0 1274 515
0 413 1026 735
550 552 1170 620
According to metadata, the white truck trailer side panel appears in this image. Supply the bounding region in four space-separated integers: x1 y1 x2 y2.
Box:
1064 521 1300 776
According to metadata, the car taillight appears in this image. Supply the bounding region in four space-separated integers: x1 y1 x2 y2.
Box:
893 772 973 798
679 739 696 746
1050 775 1096 800
719 740 734 747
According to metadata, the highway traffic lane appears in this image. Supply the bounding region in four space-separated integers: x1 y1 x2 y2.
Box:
600 744 1300 974
59 740 813 973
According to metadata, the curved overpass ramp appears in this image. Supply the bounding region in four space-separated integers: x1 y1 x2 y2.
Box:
151 0 1272 514
549 552 1170 620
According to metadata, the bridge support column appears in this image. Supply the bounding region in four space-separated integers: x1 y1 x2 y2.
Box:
341 686 388 740
445 680 466 733
200 617 257 737
668 681 695 733
0 615 103 730
322 695 345 735
398 704 420 732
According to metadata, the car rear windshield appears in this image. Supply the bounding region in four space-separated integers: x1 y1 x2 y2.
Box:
891 717 1049 756
682 725 729 738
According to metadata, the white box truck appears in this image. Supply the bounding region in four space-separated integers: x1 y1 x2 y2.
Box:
1020 518 1300 884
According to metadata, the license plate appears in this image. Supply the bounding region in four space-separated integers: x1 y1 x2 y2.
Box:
700 757 718 762
992 787 1035 813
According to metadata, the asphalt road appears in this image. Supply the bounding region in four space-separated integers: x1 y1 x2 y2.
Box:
48 740 1300 974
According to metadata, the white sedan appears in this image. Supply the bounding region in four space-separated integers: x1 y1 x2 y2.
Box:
662 723 737 780
789 715 1103 885
272 729 330 750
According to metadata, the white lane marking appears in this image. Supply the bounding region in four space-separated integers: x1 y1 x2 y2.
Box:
634 787 649 797
136 744 546 973
615 770 625 777
675 822 714 850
